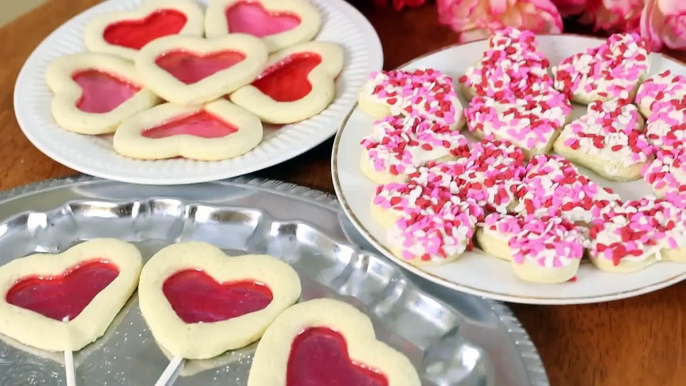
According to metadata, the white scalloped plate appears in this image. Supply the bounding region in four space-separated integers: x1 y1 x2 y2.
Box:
14 0 382 185
333 35 686 305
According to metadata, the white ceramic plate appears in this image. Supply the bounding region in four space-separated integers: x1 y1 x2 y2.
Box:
14 0 382 185
333 34 686 305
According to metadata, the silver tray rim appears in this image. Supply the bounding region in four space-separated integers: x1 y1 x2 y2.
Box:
0 175 549 386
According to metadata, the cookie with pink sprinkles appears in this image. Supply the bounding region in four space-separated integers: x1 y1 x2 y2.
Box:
635 70 686 118
643 147 686 201
552 33 650 104
554 99 653 181
388 197 483 265
465 83 573 158
514 155 621 225
644 94 686 151
410 140 527 214
460 27 551 100
358 68 465 130
360 115 469 184
590 198 686 273
476 214 584 283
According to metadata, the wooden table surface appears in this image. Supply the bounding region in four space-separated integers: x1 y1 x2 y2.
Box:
1 1 685 385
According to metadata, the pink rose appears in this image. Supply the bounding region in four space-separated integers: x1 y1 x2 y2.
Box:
579 0 644 33
641 0 686 50
550 0 587 17
436 0 564 43
374 0 426 11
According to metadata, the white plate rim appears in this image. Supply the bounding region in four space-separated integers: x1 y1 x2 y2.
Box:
14 0 383 185
332 34 686 305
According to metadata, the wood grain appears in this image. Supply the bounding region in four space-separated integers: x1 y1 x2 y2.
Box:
0 1 685 385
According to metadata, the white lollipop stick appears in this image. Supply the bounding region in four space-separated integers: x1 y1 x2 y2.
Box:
64 349 76 386
154 356 184 386
62 316 76 386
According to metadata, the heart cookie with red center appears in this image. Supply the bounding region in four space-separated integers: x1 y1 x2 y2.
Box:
205 0 322 53
230 41 344 124
84 0 204 61
138 242 301 359
136 34 268 105
0 239 142 352
46 53 160 135
247 298 420 386
113 99 263 161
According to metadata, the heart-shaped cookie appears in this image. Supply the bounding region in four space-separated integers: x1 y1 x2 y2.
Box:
644 94 686 151
360 115 470 184
644 147 686 201
514 155 621 224
230 41 344 124
590 198 686 272
465 83 572 158
460 27 551 100
635 70 686 118
205 0 322 53
358 68 465 130
113 99 263 161
247 298 420 386
46 53 160 135
0 239 142 352
84 0 204 61
138 242 301 359
552 33 650 104
476 214 584 283
554 99 654 181
136 34 269 105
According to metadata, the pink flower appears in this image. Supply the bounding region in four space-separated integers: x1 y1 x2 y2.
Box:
641 0 686 50
374 0 426 11
550 0 587 17
579 0 644 33
437 0 564 43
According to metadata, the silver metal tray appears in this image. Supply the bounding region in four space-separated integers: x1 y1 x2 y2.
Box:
0 176 548 386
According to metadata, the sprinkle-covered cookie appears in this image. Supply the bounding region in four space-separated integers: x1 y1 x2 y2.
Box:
460 27 551 99
552 33 650 104
643 147 686 202
644 94 686 151
360 115 469 184
358 68 464 129
477 213 584 283
554 99 654 181
465 84 572 157
388 197 483 265
590 198 686 272
410 140 526 214
635 70 686 118
514 155 621 224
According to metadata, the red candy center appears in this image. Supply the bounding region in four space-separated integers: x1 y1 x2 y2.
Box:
73 70 140 113
155 50 246 85
103 9 187 50
225 1 301 37
6 260 120 321
162 269 272 323
143 111 238 139
253 52 321 102
287 327 389 386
